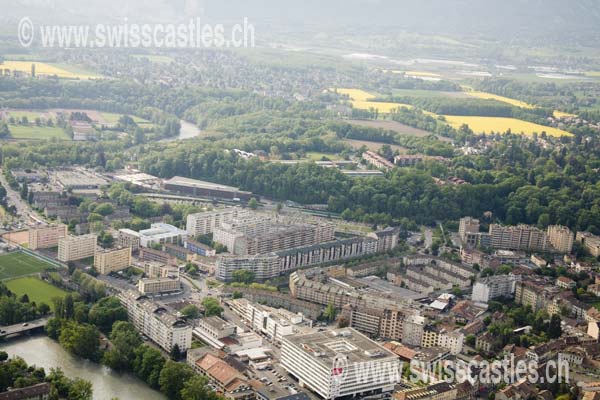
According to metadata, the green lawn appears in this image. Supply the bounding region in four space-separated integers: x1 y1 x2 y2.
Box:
7 124 68 140
306 152 345 161
0 251 55 280
100 112 155 127
4 277 68 309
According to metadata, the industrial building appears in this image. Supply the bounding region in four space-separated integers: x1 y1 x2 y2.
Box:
138 223 188 248
137 277 181 295
163 176 253 201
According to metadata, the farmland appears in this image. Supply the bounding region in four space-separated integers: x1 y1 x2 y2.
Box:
4 277 68 309
336 88 413 113
347 119 447 140
0 61 100 80
443 115 573 137
464 91 535 109
0 251 55 280
7 124 69 140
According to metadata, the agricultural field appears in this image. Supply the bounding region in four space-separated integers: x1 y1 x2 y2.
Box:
347 119 450 140
0 61 100 80
0 251 54 280
4 277 68 309
100 112 155 128
443 115 573 137
336 88 413 113
464 91 535 109
7 124 69 140
342 138 409 154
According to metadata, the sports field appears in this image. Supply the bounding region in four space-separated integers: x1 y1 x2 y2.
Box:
7 125 69 140
0 251 54 280
4 277 68 309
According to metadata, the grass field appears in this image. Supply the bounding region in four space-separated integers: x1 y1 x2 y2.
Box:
5 277 68 308
0 252 55 280
100 112 154 127
7 124 69 140
0 61 99 80
306 152 345 161
443 115 573 137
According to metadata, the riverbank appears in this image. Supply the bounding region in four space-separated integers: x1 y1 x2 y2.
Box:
1 334 166 400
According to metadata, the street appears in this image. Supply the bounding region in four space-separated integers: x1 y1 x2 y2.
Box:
0 168 46 226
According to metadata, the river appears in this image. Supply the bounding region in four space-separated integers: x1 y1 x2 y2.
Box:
177 120 202 140
0 335 166 400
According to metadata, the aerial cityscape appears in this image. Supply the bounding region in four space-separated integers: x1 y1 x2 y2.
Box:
2 1 600 399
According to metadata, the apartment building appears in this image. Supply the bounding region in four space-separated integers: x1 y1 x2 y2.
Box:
216 254 281 281
138 223 187 248
117 228 141 251
94 246 132 275
143 261 178 278
185 238 217 257
362 150 395 171
368 227 400 253
119 290 192 352
459 217 480 242
137 277 181 295
489 224 550 252
281 328 400 399
515 279 558 312
57 234 97 262
139 247 176 265
576 231 600 257
547 225 574 253
472 274 521 304
186 208 250 236
28 224 67 250
402 315 426 347
421 327 464 355
214 219 335 256
232 299 303 343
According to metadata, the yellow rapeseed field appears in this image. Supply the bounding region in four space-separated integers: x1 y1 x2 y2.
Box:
0 61 98 79
465 91 535 109
444 115 572 137
336 88 412 113
404 71 441 78
552 110 576 119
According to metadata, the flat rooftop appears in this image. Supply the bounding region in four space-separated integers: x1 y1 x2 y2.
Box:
284 328 397 365
164 176 250 193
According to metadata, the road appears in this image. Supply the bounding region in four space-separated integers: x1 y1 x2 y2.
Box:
0 317 50 338
0 168 46 226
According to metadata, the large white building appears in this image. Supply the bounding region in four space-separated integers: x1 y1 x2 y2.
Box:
472 274 521 304
58 234 97 262
186 208 250 236
228 298 304 343
137 277 181 295
281 328 400 399
138 223 187 248
118 290 192 352
547 225 574 254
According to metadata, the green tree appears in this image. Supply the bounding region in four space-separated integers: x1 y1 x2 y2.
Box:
103 321 142 371
133 346 166 388
180 305 200 319
248 198 259 210
159 361 195 400
181 375 220 400
170 344 182 360
323 303 337 322
231 269 255 284
67 378 93 400
59 322 101 361
201 297 223 317
88 297 128 333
